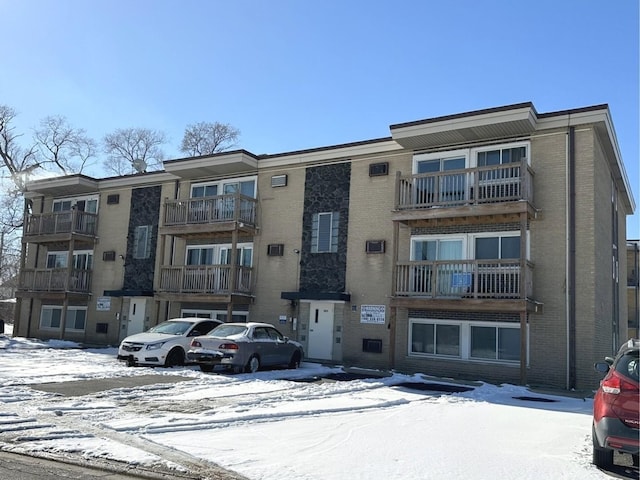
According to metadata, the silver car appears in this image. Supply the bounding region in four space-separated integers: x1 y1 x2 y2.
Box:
187 322 304 373
117 318 222 367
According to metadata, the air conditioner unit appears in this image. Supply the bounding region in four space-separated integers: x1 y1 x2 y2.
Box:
271 174 288 187
366 240 385 254
102 250 116 261
369 162 389 177
267 244 284 256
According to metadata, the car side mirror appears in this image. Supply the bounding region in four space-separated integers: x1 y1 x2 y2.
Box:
188 330 202 337
283 336 289 342
594 362 610 374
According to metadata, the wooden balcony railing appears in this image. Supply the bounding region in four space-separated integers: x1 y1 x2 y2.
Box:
163 194 257 227
395 161 534 210
159 265 253 295
24 210 98 237
19 268 92 293
394 260 533 299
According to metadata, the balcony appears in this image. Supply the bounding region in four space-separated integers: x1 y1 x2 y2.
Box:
18 268 92 296
23 210 98 243
393 161 536 224
158 265 253 302
392 259 535 312
160 193 258 237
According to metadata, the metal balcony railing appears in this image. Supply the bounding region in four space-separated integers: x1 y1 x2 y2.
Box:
395 161 534 210
24 210 98 237
19 268 92 293
394 259 533 299
159 265 253 295
163 194 257 227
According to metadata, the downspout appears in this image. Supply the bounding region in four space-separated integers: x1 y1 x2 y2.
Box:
566 126 577 390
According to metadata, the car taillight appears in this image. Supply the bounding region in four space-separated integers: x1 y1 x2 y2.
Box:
190 340 202 347
219 343 239 350
601 372 639 395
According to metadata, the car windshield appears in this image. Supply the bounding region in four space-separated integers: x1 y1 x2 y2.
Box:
207 324 247 337
147 321 193 335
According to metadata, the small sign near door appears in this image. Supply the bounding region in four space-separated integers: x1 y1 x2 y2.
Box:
360 305 385 324
96 297 111 311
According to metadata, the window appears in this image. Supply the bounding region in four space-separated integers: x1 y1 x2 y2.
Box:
311 212 339 253
191 178 257 198
470 325 520 361
53 196 98 213
186 246 215 265
411 322 460 356
475 235 520 260
40 306 87 331
180 309 249 323
410 319 520 363
47 251 93 269
133 226 152 259
477 146 527 166
186 244 253 266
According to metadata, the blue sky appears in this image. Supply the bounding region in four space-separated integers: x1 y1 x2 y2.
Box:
2 0 638 236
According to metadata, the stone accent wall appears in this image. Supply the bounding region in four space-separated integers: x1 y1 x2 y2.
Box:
299 163 351 293
123 186 161 292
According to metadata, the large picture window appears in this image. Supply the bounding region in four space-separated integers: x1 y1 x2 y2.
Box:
410 319 521 363
40 306 87 331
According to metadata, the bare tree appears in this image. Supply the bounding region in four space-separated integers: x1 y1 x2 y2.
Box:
180 121 240 156
0 105 39 192
102 128 167 175
34 115 97 175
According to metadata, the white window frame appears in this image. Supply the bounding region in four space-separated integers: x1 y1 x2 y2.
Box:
471 141 530 168
46 250 94 269
185 243 253 266
180 308 249 323
52 195 99 213
412 148 469 174
409 318 524 365
133 225 152 259
40 306 87 332
311 212 339 253
190 176 257 198
410 235 467 261
470 232 524 260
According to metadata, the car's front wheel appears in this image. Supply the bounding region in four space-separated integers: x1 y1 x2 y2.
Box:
592 426 613 468
245 355 260 373
165 348 185 367
288 351 301 369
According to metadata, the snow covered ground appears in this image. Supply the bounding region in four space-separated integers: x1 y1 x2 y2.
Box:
0 324 632 479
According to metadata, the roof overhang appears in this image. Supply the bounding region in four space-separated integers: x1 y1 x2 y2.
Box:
164 150 260 179
390 102 538 150
281 291 351 302
25 175 99 197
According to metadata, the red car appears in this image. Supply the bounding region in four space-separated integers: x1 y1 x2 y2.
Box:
592 339 640 468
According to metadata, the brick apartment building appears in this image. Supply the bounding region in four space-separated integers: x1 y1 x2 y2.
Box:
14 102 635 390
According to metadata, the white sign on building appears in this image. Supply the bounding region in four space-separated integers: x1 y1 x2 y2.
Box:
360 305 386 324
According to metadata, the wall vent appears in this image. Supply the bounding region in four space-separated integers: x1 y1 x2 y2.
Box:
366 240 386 254
362 338 383 353
96 323 108 334
271 174 288 187
267 244 284 256
107 194 120 204
369 162 389 177
103 250 116 261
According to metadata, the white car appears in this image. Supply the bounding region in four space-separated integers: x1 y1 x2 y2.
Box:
117 318 222 367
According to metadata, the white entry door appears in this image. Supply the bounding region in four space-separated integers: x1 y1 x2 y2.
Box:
127 298 146 336
307 302 334 360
